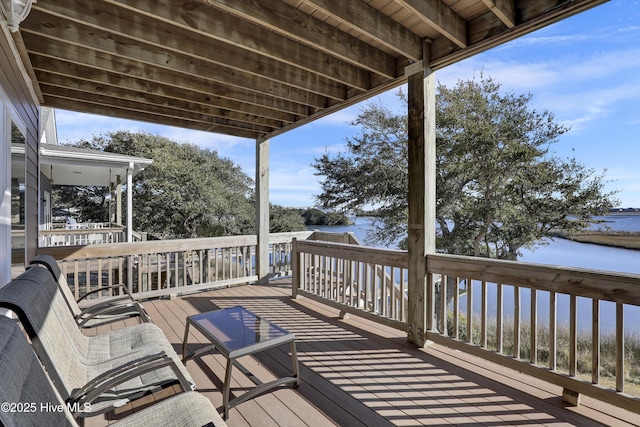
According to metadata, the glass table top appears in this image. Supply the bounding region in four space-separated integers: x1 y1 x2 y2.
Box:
188 306 292 353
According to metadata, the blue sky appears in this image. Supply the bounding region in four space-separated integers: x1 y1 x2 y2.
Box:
54 1 640 208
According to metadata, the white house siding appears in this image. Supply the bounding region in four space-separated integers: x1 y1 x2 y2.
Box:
0 26 40 283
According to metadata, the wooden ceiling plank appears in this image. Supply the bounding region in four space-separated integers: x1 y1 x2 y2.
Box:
40 85 275 134
42 95 261 139
37 74 285 129
103 0 375 89
397 0 467 48
23 9 335 108
430 0 609 70
36 70 297 124
27 50 310 119
482 0 516 28
200 0 397 78
28 1 350 101
297 0 423 61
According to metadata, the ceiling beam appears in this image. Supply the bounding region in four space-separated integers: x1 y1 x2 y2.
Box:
482 0 516 28
42 96 262 139
40 85 275 134
297 0 423 61
397 0 467 48
27 51 313 119
21 14 333 112
25 8 344 106
104 0 378 88
201 0 399 77
34 70 297 124
37 76 287 129
30 1 354 100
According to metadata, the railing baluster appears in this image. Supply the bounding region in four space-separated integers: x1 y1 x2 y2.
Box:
441 275 448 336
466 278 473 344
549 291 556 370
496 283 503 353
97 258 103 297
481 281 487 348
531 289 537 364
570 294 577 377
592 299 600 385
616 302 624 392
514 286 520 358
453 276 460 340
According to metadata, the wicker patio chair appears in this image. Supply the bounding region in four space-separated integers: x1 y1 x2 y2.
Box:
30 254 151 328
0 267 195 417
0 316 226 427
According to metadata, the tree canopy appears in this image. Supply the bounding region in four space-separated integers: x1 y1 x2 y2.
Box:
313 75 619 259
55 131 257 239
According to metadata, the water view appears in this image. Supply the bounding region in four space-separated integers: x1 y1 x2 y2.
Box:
308 214 640 275
308 214 640 332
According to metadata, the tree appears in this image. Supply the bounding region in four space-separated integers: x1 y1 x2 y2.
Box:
55 131 255 239
269 205 306 232
313 75 618 259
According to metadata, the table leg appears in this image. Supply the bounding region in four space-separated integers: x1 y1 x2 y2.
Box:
290 340 300 387
223 356 234 420
181 321 191 362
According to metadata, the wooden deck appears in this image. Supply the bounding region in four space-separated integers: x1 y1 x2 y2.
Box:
86 279 640 427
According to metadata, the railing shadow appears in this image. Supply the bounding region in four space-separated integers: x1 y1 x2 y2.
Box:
181 287 610 426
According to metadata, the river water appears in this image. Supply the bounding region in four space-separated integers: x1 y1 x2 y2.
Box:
308 214 640 332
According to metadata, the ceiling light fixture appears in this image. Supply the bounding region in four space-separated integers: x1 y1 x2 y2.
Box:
0 0 35 33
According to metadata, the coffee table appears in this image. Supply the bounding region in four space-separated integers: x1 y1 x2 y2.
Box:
182 305 299 419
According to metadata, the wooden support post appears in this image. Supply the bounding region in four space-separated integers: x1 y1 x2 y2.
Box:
126 163 133 242
406 43 436 347
256 136 270 284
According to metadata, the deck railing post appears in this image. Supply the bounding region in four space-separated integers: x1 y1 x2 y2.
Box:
255 136 270 284
406 43 436 347
291 238 299 299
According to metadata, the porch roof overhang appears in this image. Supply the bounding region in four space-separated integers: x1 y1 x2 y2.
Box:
15 0 609 140
12 143 153 186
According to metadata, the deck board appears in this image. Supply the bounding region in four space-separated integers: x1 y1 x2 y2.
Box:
83 279 639 427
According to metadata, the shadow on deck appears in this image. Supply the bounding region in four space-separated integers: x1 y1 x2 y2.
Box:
87 279 639 427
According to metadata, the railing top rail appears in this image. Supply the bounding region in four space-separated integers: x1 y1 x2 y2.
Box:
427 253 640 306
36 231 318 261
37 234 259 260
295 239 408 268
40 227 126 235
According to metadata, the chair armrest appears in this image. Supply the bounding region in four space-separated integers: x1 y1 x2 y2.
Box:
77 286 134 303
76 301 151 327
69 352 194 416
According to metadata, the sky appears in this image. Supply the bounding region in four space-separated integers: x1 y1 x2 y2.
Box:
54 0 640 208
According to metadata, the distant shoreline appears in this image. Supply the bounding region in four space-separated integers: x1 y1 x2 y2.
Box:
551 230 640 250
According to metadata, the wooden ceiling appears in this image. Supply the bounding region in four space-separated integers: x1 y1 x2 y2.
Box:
17 0 608 140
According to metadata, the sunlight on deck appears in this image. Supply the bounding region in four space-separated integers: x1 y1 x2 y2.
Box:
87 280 639 427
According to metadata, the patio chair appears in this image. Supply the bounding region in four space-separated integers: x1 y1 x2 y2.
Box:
0 316 226 427
29 254 151 328
0 266 196 417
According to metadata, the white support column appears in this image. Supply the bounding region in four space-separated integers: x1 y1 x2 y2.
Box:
116 175 122 225
126 162 133 242
255 136 270 284
406 43 437 347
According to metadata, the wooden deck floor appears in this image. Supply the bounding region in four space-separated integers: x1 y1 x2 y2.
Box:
86 279 639 427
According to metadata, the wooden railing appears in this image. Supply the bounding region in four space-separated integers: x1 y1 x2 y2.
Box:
292 239 409 330
426 254 640 412
37 231 312 301
291 240 640 414
40 226 126 246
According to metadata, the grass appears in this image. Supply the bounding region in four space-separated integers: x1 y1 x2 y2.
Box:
551 230 640 250
447 313 640 396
